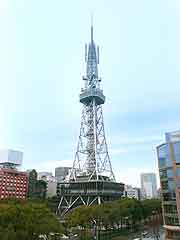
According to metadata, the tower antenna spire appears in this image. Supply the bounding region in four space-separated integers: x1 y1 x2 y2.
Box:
91 13 93 43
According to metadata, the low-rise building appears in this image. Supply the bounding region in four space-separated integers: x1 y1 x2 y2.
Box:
0 149 28 200
0 168 28 199
124 185 140 200
37 172 53 181
55 167 71 182
38 171 57 198
46 181 57 198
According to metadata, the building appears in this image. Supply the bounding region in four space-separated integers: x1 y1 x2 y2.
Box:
37 172 53 181
38 171 57 197
55 167 71 182
0 168 28 199
140 173 157 199
57 24 124 217
124 185 140 200
46 181 57 198
0 149 28 200
0 149 23 168
157 131 180 239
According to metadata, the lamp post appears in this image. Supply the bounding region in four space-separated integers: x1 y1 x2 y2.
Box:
93 219 99 240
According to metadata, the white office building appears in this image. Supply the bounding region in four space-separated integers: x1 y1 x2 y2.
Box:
0 149 23 168
37 172 53 181
55 167 71 182
38 172 57 197
141 173 157 199
124 185 140 200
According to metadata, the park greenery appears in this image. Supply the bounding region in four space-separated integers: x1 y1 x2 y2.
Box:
0 197 161 240
66 198 162 239
0 199 64 240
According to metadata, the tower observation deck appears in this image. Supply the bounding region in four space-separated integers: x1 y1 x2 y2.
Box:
56 24 124 217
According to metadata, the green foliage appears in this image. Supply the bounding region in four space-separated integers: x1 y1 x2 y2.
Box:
0 199 64 240
28 169 47 199
66 198 162 231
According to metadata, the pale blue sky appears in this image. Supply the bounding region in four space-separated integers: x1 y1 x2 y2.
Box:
0 0 180 186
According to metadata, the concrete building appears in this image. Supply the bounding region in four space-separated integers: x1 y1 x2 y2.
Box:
0 149 28 199
0 168 28 199
55 167 71 182
157 131 180 239
37 172 53 181
38 172 57 197
46 181 57 198
140 173 157 199
124 185 140 200
0 149 23 168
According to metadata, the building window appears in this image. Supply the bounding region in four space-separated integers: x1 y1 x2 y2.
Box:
160 170 167 179
176 168 180 176
167 169 174 178
178 180 180 189
168 180 176 192
164 205 178 214
158 144 172 168
174 142 180 163
165 216 179 226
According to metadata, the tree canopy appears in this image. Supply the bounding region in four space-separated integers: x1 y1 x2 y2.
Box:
0 199 64 240
28 169 47 199
66 198 162 231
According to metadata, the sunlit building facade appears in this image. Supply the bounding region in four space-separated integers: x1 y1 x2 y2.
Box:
157 131 180 239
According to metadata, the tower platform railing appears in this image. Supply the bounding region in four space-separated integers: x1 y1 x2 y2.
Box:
80 88 105 105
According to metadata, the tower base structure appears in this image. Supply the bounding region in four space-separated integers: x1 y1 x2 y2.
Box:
56 179 124 217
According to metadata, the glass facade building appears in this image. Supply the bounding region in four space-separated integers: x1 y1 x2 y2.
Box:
140 173 157 199
157 131 180 239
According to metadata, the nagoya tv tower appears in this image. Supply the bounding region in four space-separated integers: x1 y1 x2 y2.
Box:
57 23 124 217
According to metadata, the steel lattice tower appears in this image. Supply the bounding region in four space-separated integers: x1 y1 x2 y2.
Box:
56 24 124 217
69 25 115 182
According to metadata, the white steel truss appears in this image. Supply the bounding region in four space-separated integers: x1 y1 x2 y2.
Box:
56 195 101 217
68 24 115 182
56 24 120 217
70 99 115 182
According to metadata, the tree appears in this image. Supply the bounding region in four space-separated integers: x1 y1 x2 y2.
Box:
28 169 38 198
66 197 162 235
28 169 47 199
0 199 64 240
